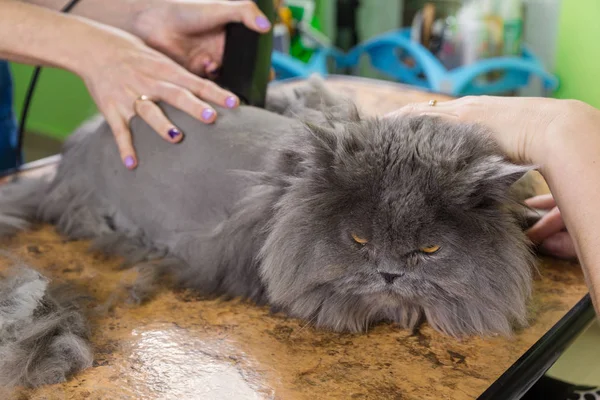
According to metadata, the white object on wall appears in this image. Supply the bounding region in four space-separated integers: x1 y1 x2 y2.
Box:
519 0 562 96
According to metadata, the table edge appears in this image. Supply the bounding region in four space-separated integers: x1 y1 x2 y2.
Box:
0 154 61 180
478 293 594 400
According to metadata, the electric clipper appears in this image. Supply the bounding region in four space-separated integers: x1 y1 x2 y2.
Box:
215 0 275 108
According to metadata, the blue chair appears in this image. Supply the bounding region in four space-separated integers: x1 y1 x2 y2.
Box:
271 47 346 81
344 28 558 96
271 27 559 97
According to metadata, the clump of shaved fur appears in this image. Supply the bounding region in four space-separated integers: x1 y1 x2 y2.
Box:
0 266 92 388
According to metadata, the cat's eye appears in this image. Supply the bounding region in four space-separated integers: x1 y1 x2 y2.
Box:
419 245 441 254
351 233 369 245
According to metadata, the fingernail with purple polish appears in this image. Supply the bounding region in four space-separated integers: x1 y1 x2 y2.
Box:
225 96 238 109
124 156 135 169
207 62 219 73
168 127 181 139
256 16 271 30
202 108 215 121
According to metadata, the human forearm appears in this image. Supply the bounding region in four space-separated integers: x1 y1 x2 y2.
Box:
21 0 161 34
0 0 137 74
538 102 600 310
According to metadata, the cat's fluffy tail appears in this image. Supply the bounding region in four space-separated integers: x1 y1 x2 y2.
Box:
266 73 357 121
0 175 51 237
0 266 93 388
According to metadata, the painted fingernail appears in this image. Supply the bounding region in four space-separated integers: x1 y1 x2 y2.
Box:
202 108 215 121
206 61 219 73
168 127 181 139
124 156 135 169
255 16 271 30
225 96 238 109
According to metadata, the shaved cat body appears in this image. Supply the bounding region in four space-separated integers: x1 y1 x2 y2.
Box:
66 105 290 244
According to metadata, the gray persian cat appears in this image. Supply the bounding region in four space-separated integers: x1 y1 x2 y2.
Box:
0 75 538 387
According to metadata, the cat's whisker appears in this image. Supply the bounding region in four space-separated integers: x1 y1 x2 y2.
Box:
297 310 321 334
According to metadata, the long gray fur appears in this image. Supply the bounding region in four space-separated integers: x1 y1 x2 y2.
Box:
0 75 538 358
0 265 92 388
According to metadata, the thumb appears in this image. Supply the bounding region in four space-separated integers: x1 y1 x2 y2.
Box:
191 1 272 33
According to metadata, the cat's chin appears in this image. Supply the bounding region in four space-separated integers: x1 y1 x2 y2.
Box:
278 287 420 333
311 294 423 334
342 282 421 302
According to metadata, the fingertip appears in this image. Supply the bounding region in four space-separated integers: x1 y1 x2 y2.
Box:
206 61 220 74
540 232 577 260
199 57 213 76
233 1 271 32
168 127 184 143
225 95 239 109
124 155 137 170
526 206 564 243
254 15 272 32
201 107 217 123
108 119 137 170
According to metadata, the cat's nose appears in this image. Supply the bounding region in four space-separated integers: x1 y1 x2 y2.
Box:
379 272 403 284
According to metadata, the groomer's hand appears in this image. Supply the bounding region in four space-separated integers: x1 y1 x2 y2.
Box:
386 96 577 165
79 26 240 169
388 96 597 263
525 194 577 260
130 0 272 77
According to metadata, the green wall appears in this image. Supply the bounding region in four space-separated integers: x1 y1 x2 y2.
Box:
10 63 97 141
553 0 600 108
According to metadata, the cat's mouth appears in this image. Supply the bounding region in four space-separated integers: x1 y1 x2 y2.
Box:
348 284 415 305
339 274 413 297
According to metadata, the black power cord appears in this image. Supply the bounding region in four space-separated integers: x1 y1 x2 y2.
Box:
15 0 83 169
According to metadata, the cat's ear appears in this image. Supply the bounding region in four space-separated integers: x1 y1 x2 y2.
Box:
304 121 338 152
483 160 534 189
269 122 338 179
465 157 535 206
302 121 339 170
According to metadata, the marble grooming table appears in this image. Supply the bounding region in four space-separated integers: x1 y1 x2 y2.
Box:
0 76 594 400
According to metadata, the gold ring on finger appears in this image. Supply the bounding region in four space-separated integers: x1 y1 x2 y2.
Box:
134 94 153 110
428 99 437 107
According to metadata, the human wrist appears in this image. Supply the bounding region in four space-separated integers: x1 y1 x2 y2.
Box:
538 100 600 171
23 0 165 36
537 99 600 314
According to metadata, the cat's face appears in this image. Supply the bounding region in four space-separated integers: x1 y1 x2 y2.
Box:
259 115 534 337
